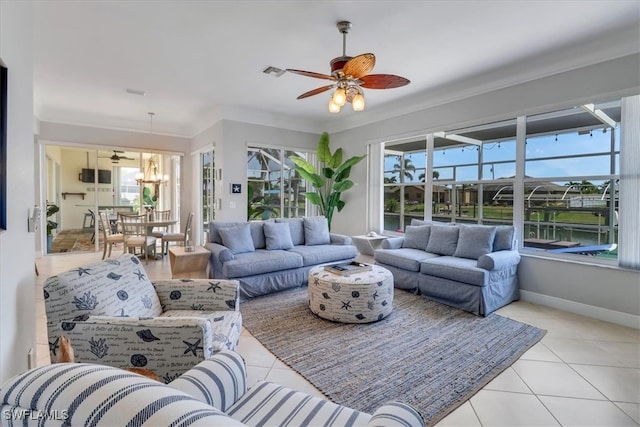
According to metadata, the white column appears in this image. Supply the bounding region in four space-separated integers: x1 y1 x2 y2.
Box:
618 94 640 270
366 142 384 233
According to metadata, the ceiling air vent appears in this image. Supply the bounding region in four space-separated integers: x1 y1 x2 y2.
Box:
262 66 285 77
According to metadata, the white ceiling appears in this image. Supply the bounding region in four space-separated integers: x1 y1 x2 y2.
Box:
33 1 640 137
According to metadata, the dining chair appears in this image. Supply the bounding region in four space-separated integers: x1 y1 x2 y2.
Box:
98 211 124 260
120 213 157 264
162 211 194 254
151 209 172 255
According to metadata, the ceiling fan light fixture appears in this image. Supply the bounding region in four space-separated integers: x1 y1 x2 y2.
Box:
352 92 365 111
332 88 347 106
285 20 409 113
328 98 341 113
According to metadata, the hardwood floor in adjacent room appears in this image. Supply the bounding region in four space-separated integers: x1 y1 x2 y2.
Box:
35 251 639 426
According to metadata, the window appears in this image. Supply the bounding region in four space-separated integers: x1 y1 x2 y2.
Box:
523 101 620 258
379 98 628 263
432 120 516 225
383 138 427 231
201 150 215 224
247 146 309 220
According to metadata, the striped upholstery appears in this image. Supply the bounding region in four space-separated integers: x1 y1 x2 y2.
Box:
0 363 244 426
1 352 425 427
369 402 426 427
226 381 372 426
169 350 247 412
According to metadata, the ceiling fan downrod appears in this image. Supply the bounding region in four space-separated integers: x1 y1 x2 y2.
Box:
337 20 352 57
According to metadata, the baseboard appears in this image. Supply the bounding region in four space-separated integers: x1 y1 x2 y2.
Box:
520 290 640 329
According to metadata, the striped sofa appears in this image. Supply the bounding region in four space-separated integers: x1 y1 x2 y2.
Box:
1 351 425 427
43 254 242 383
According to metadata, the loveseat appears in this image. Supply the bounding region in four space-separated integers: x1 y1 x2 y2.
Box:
1 350 425 427
205 216 358 299
43 254 242 383
374 220 520 316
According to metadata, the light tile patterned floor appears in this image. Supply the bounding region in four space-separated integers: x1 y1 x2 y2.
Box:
35 251 640 426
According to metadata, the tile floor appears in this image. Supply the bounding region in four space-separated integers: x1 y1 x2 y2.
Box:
35 251 639 426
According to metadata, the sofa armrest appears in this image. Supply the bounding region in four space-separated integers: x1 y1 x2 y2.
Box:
477 250 521 270
329 233 353 245
153 279 240 311
381 237 404 249
0 364 244 427
168 350 247 412
50 316 216 383
205 242 235 263
368 402 426 427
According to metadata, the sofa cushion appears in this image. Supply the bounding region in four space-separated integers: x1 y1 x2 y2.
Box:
454 224 497 260
420 256 487 287
275 217 305 245
264 222 294 250
210 221 268 250
222 250 303 278
425 225 460 256
375 248 440 272
411 219 453 226
219 224 255 255
402 225 431 250
494 225 516 251
288 244 357 266
303 216 330 245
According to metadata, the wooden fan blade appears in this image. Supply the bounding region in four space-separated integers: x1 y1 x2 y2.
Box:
286 69 335 81
342 53 375 79
359 74 411 89
297 85 335 99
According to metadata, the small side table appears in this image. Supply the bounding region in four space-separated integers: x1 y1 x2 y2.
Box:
351 234 387 256
168 246 210 279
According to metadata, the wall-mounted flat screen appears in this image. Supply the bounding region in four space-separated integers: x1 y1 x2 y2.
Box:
79 168 112 184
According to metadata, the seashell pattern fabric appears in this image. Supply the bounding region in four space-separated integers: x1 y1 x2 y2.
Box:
43 254 242 383
308 265 394 323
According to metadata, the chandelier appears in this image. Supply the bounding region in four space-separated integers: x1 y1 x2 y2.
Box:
135 113 168 186
135 158 167 185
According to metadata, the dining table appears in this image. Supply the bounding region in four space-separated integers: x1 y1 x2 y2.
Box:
108 214 177 235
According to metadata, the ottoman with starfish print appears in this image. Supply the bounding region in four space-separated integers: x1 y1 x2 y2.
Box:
308 264 394 323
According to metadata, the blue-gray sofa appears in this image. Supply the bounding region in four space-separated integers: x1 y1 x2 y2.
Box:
206 216 357 299
374 220 521 316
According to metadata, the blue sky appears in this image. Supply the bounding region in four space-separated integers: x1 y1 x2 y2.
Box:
384 127 618 183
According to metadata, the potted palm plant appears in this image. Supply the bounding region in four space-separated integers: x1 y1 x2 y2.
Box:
46 204 60 252
289 132 365 230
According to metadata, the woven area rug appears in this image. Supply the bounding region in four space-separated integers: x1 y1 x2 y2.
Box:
241 286 546 426
51 229 101 253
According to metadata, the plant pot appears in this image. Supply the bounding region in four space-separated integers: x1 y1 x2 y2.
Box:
47 234 53 253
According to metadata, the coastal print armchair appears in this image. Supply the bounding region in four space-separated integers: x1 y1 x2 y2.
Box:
43 254 242 383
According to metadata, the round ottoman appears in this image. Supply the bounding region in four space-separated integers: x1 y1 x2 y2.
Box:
308 264 394 323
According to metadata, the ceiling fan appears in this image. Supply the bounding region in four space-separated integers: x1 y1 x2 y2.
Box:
100 150 135 164
286 21 410 113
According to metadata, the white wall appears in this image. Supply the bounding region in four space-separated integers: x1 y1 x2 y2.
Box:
0 1 36 383
329 54 640 325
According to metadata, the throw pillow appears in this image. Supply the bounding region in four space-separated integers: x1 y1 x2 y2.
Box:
494 225 515 251
454 225 497 259
402 225 431 250
218 223 255 255
425 225 460 256
263 222 294 250
303 216 330 245
275 218 305 245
